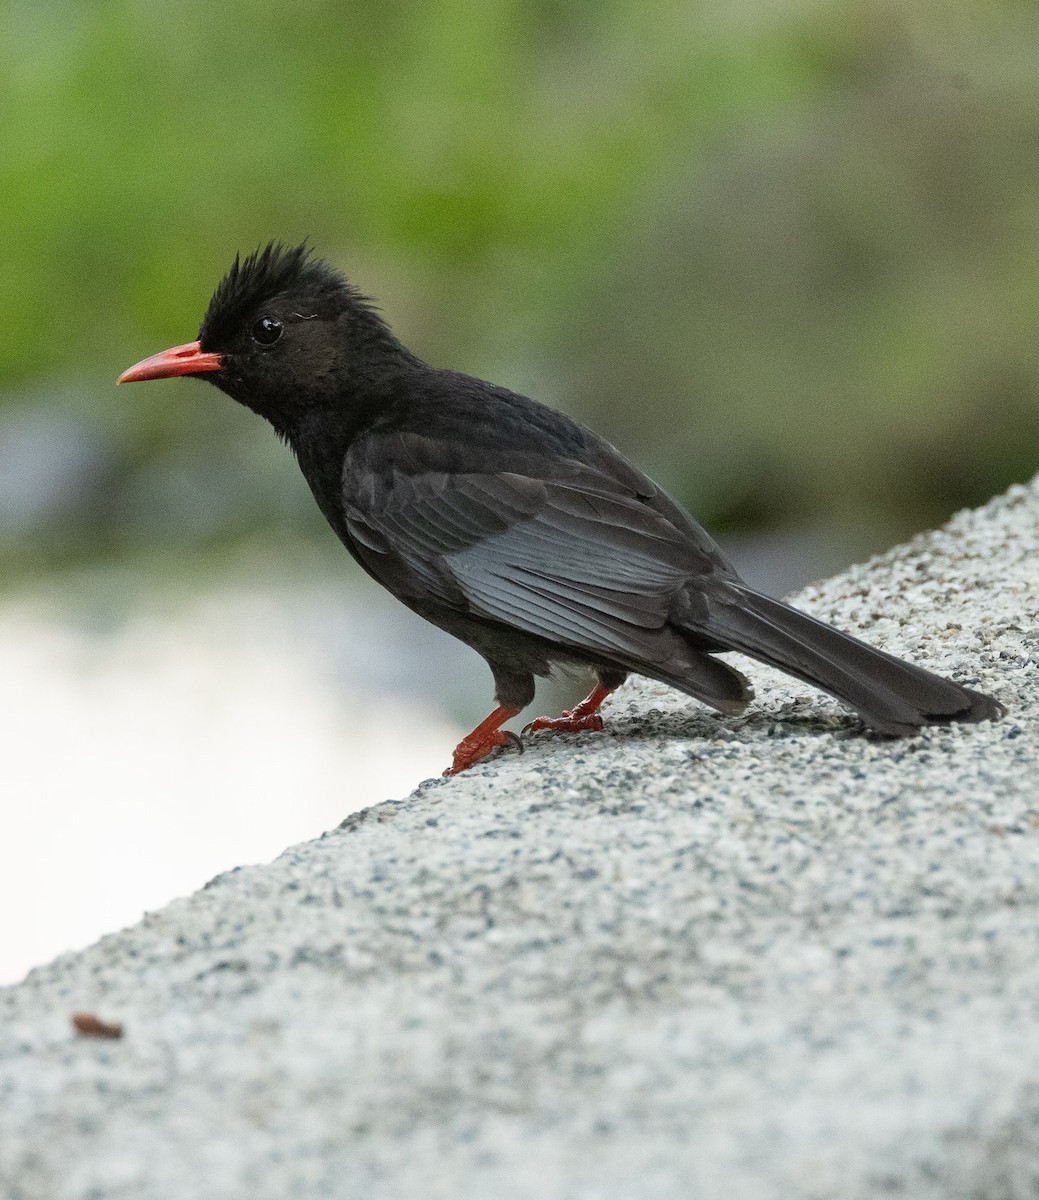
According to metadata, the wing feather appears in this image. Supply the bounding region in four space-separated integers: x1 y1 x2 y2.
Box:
341 430 702 661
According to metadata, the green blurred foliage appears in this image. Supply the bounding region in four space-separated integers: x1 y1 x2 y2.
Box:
0 0 1034 578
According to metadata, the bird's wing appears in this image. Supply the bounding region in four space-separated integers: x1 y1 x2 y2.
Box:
341 431 700 664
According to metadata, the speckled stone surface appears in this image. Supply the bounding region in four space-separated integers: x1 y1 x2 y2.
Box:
1 480 1037 1200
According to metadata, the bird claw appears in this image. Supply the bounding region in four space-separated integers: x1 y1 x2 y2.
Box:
522 684 614 737
443 727 523 776
523 711 605 736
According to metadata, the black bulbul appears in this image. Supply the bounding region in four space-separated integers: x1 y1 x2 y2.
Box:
120 243 1002 774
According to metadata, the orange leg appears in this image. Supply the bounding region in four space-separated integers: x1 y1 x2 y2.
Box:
443 705 523 776
523 684 615 736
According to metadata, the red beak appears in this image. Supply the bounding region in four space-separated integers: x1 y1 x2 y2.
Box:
117 341 223 384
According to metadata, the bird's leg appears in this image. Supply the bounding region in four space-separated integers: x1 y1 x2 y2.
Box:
444 705 523 776
524 684 616 736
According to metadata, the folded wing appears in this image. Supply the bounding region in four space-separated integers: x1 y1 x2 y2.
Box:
342 431 703 665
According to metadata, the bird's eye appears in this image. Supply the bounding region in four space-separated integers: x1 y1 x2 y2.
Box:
251 316 283 346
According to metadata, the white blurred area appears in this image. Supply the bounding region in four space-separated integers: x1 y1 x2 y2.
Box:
0 583 463 985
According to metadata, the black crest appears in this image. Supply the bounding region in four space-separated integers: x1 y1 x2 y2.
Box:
199 241 374 348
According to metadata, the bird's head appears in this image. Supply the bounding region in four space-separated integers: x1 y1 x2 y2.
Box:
119 242 405 433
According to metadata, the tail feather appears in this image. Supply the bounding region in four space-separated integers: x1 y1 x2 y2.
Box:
678 584 1002 735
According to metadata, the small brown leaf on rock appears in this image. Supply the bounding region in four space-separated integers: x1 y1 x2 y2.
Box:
71 1012 123 1039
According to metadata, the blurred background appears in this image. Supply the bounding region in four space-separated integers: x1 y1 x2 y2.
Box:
1 0 1035 982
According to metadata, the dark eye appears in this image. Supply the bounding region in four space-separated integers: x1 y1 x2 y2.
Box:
251 316 283 346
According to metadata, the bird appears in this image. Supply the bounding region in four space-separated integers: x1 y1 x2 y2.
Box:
118 242 1002 775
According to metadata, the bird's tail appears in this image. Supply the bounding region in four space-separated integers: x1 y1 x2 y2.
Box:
682 584 1002 735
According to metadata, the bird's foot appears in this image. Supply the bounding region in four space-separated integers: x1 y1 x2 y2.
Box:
522 684 615 736
524 710 604 735
443 706 523 776
444 730 522 776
